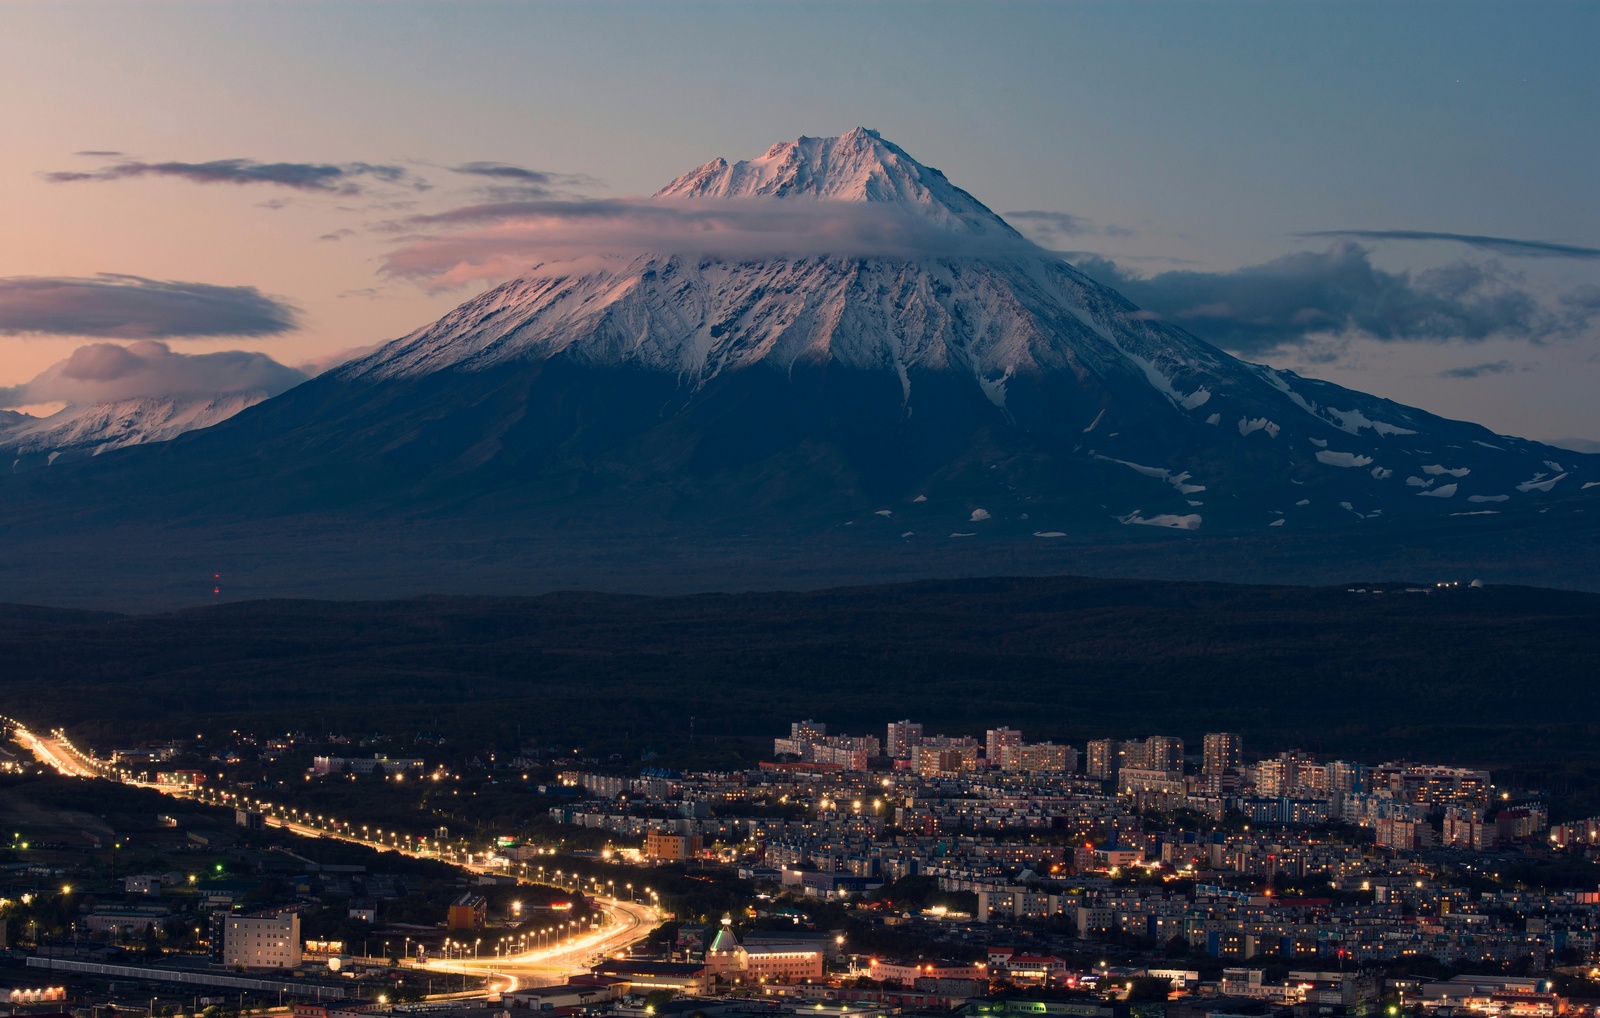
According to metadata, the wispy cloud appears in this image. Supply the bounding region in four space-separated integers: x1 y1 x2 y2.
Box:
0 274 299 339
1437 360 1516 379
1073 243 1584 354
394 199 578 230
43 157 424 195
1006 210 1094 236
451 161 559 182
1005 209 1133 245
1561 285 1600 325
0 340 307 408
1300 229 1600 260
443 162 601 202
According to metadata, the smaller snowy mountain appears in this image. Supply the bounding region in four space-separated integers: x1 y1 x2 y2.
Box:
1 392 273 470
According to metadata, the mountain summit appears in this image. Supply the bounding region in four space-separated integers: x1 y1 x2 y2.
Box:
655 127 1017 235
2 131 1596 603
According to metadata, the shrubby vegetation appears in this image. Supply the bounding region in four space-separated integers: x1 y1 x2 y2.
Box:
0 577 1597 772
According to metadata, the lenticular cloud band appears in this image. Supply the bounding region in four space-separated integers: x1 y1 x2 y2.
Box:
382 197 1043 288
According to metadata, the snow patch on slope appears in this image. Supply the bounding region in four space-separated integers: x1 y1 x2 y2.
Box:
1119 510 1202 531
1094 454 1206 494
1317 450 1374 468
1517 472 1567 493
1238 417 1280 438
1327 406 1417 436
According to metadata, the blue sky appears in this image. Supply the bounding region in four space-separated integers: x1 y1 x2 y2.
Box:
1 1 1596 443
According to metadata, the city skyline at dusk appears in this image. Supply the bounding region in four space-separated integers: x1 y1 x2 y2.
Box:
1 9 1599 1018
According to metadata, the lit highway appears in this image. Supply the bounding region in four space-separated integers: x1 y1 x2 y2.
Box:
414 894 660 992
7 717 664 993
258 815 662 991
5 718 100 778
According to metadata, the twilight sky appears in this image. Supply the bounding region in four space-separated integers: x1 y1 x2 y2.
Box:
1 1 1597 446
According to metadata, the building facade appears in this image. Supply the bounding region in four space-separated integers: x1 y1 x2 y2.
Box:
223 909 301 970
1203 733 1242 775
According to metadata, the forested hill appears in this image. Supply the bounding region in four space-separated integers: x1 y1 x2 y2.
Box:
1 575 1597 772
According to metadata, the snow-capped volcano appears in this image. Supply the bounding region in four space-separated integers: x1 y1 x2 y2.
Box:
2 126 1595 605
325 129 1592 530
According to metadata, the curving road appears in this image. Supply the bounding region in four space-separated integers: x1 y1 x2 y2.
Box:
257 816 662 991
418 895 661 993
9 719 663 994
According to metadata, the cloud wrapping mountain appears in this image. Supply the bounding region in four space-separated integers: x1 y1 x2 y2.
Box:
0 274 299 339
382 197 1043 288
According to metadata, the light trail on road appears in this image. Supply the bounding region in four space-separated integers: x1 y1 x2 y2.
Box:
7 719 99 778
5 716 663 992
415 894 658 984
259 816 662 986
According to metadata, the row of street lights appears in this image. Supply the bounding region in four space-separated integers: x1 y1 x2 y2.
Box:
490 918 588 959
523 864 661 907
7 717 667 979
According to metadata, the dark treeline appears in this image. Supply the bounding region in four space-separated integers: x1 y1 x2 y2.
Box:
0 575 1597 770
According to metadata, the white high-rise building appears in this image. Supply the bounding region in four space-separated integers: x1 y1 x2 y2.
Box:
223 909 301 970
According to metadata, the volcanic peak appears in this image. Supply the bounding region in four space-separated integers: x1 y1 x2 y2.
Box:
655 127 1018 237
